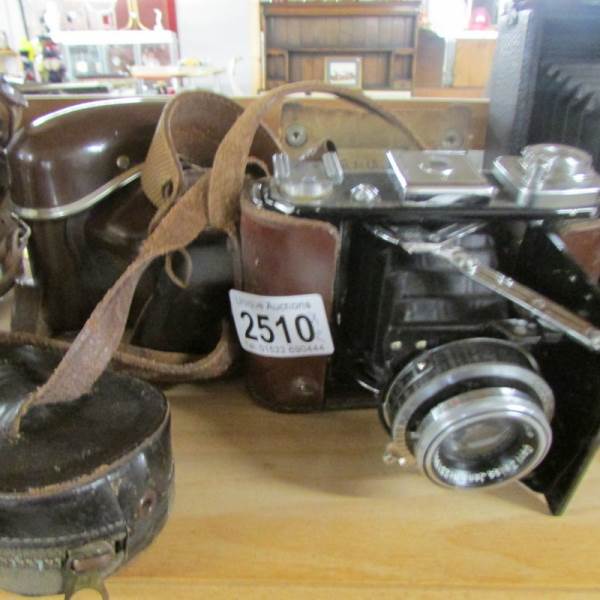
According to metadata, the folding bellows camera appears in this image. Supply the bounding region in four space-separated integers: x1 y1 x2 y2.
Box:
238 143 600 515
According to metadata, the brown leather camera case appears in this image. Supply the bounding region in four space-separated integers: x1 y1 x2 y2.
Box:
240 194 340 411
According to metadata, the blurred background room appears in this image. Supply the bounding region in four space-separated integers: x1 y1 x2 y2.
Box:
0 0 503 99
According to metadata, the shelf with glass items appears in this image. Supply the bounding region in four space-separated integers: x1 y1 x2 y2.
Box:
51 30 179 82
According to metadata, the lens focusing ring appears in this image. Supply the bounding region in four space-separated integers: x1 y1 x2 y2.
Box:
382 338 555 489
415 387 553 489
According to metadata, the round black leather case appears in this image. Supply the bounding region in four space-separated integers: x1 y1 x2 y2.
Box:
0 346 173 599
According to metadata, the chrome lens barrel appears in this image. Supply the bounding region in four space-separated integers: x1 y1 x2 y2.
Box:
414 387 552 488
382 338 555 489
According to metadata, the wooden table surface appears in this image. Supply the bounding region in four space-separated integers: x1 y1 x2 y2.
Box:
3 379 600 599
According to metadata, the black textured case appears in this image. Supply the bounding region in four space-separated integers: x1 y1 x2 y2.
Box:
485 0 600 167
485 7 541 166
0 346 173 599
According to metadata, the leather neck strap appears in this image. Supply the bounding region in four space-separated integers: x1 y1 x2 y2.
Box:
141 89 282 209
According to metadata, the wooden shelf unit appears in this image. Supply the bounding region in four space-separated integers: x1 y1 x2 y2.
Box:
261 1 423 90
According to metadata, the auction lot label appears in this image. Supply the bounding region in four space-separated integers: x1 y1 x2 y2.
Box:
229 290 334 358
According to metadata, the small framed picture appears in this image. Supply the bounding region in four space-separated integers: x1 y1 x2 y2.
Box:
324 57 362 88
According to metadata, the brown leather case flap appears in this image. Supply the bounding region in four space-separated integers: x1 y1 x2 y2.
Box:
240 193 340 412
557 219 600 282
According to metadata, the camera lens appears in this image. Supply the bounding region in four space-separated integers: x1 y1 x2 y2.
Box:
442 417 518 462
414 387 552 488
382 338 555 489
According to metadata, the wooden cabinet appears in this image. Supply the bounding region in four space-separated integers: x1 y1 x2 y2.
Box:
453 37 497 88
414 28 497 96
261 1 422 90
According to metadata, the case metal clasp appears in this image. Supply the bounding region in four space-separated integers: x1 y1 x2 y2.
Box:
64 540 125 600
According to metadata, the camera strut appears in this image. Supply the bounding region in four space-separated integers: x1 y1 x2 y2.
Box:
367 223 600 353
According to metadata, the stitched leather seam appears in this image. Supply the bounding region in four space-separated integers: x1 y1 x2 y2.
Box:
0 520 126 545
0 555 63 568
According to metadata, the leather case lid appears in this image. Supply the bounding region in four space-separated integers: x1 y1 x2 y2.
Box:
0 346 168 493
8 99 164 214
0 346 172 597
